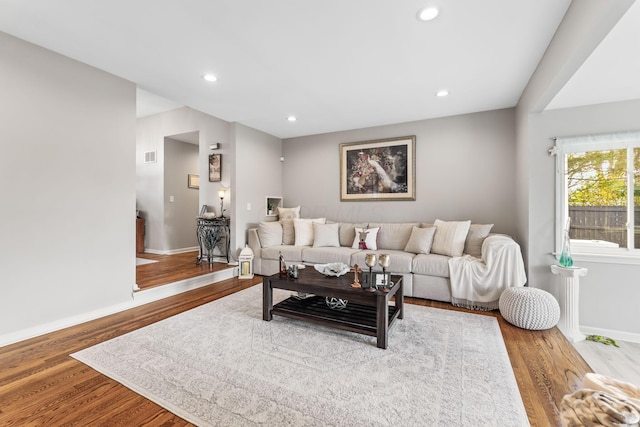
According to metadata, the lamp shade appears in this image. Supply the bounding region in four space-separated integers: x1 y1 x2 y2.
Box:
218 188 226 199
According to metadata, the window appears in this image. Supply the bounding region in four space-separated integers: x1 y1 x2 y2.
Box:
555 131 640 262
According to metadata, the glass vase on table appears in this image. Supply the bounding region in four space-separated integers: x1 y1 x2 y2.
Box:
559 218 573 268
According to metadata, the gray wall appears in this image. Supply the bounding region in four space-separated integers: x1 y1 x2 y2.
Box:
164 138 199 251
283 108 519 237
514 1 640 340
136 114 283 258
232 123 283 254
0 32 136 340
136 107 231 253
527 100 640 338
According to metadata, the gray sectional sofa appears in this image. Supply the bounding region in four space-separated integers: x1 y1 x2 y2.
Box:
247 219 526 305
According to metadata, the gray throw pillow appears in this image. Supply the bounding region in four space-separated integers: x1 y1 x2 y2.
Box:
313 223 340 248
257 221 283 248
464 224 494 257
404 226 437 254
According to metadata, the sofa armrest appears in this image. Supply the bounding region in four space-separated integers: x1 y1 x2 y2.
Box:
448 233 527 309
481 234 519 264
247 228 262 257
481 235 527 287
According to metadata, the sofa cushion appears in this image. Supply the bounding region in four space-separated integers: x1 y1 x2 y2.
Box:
369 222 419 251
338 223 368 247
404 226 437 254
351 250 413 274
351 227 380 250
412 254 451 278
280 219 295 245
294 218 326 246
313 223 340 248
431 219 471 257
277 206 300 219
257 221 283 248
261 245 303 261
464 224 494 257
302 247 360 265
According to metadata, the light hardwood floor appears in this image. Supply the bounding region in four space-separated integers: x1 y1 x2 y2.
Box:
574 338 640 387
0 256 601 426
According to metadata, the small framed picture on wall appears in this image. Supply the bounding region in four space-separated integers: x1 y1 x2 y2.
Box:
209 154 221 182
188 174 199 189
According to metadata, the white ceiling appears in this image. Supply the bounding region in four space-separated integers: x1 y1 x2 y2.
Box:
1 1 636 139
547 0 640 110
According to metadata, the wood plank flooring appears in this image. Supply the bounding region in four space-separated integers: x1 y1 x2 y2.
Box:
1 259 595 426
574 338 640 386
136 251 231 290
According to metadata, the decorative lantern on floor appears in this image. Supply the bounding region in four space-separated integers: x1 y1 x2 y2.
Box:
238 245 254 279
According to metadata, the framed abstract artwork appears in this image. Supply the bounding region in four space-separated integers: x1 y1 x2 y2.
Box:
340 135 416 201
209 154 221 182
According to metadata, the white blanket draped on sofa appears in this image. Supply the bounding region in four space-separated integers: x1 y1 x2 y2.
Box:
448 234 527 310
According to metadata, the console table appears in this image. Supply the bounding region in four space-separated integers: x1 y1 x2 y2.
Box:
196 217 230 264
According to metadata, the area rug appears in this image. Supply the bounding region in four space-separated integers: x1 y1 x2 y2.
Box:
72 286 529 426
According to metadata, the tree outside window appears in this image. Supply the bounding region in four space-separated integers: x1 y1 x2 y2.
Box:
565 148 640 249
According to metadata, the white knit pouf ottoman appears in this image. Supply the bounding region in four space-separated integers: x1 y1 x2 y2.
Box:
499 287 560 330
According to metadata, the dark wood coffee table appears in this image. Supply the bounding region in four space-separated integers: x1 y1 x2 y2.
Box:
263 267 403 349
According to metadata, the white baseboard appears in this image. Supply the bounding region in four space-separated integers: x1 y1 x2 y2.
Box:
144 246 199 255
133 268 236 305
0 268 239 348
0 300 136 348
581 326 640 344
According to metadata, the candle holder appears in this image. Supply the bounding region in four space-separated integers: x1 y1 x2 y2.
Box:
364 253 377 292
378 254 390 292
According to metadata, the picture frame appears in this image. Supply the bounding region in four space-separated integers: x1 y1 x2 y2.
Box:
340 135 416 201
362 272 393 288
209 154 221 182
188 174 199 189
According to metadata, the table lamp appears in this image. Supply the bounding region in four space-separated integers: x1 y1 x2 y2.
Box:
218 188 226 217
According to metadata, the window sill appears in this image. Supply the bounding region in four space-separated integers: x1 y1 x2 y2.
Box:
567 251 640 266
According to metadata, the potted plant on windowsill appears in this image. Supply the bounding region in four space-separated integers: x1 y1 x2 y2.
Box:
267 203 274 216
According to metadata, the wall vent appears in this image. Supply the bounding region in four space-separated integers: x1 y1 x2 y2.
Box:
144 151 157 163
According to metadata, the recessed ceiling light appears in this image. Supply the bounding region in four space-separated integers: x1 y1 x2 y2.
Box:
436 90 449 97
287 116 297 122
203 74 217 82
417 7 439 22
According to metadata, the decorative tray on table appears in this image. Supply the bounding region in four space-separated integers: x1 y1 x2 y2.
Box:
313 263 350 277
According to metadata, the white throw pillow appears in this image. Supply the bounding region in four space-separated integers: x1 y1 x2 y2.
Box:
277 206 300 219
257 221 283 248
293 218 326 246
464 224 494 257
280 219 295 245
404 226 437 254
351 227 380 250
338 223 368 247
431 219 471 257
313 223 340 248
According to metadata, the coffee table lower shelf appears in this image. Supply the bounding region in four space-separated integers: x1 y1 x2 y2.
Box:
272 295 400 338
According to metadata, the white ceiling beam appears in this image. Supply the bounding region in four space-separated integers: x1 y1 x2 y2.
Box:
518 0 634 114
